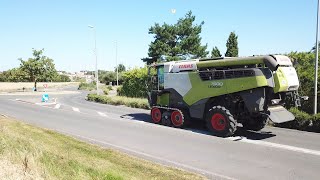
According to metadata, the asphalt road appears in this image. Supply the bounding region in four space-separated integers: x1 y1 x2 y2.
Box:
0 88 319 180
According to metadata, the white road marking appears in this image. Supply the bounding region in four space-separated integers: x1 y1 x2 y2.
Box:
97 112 108 117
54 104 61 109
72 107 80 112
226 136 320 157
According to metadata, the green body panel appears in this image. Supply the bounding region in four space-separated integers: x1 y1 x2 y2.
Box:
157 93 169 106
273 67 289 93
183 72 268 105
196 57 265 69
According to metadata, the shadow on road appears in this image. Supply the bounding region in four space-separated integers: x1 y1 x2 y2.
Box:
121 113 276 140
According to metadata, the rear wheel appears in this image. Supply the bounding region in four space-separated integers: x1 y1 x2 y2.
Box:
151 107 162 124
206 106 237 137
242 114 268 131
171 110 184 128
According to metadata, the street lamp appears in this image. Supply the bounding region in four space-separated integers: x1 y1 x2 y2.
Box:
88 25 99 95
115 41 119 86
315 0 320 114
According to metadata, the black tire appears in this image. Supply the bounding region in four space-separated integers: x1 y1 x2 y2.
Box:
242 114 268 131
206 106 237 137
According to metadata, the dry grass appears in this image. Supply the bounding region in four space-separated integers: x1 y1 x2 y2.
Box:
0 116 205 180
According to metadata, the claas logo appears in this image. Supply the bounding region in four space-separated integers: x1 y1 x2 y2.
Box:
178 64 193 68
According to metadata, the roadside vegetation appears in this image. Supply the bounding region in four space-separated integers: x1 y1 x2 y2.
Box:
275 108 320 132
87 93 149 109
0 116 204 180
0 49 71 90
78 82 96 91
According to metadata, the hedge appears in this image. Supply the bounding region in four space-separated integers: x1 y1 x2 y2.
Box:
87 94 149 109
273 108 320 133
118 67 148 98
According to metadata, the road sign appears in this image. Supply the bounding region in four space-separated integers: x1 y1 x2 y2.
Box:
42 94 49 102
43 84 48 88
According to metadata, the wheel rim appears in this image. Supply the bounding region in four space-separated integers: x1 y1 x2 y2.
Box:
151 108 161 123
211 113 226 131
171 111 183 127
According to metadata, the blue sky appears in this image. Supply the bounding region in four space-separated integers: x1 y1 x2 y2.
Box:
0 0 317 72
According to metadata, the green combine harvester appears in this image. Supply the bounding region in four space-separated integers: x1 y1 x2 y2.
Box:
147 55 305 137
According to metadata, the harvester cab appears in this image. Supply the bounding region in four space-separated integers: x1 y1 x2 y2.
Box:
147 55 304 137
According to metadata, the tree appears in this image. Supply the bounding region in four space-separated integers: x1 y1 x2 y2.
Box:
311 42 320 53
143 11 208 64
0 68 28 82
115 64 126 73
101 71 116 84
54 74 71 82
288 51 320 113
19 49 58 90
211 46 222 58
225 32 239 57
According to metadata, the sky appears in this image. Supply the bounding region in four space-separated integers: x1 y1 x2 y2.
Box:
0 0 317 72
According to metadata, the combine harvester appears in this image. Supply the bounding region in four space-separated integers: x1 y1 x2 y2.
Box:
147 55 306 137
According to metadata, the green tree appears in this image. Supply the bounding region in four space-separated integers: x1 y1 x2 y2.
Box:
311 42 320 53
225 31 239 57
19 49 58 90
143 11 208 64
0 68 28 82
115 64 126 73
54 74 71 82
211 46 222 58
288 51 320 113
101 71 116 84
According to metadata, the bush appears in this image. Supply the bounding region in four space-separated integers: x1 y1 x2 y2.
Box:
103 88 109 95
87 94 149 109
119 67 148 98
274 108 320 132
117 86 123 96
107 85 113 90
78 82 96 91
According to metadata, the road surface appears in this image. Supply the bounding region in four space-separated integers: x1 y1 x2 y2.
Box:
0 88 319 180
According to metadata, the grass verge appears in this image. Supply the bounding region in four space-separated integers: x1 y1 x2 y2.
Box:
0 116 204 180
87 94 149 109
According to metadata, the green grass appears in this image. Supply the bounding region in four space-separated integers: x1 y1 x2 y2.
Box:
0 116 204 180
87 94 149 109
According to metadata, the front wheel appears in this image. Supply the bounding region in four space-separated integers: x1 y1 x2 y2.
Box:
206 106 237 137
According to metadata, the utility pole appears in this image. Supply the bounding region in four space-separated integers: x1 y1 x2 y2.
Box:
115 41 119 86
314 0 320 114
88 25 99 95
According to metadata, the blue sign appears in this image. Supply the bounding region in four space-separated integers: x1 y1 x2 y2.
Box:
42 94 49 102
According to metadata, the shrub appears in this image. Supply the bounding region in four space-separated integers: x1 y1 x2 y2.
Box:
103 88 109 95
78 82 96 91
119 67 148 98
87 94 149 109
117 86 123 96
107 85 113 90
274 108 320 132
